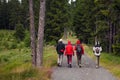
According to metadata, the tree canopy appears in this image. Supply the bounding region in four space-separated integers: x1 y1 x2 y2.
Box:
0 0 120 55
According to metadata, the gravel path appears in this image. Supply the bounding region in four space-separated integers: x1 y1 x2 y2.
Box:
52 54 117 80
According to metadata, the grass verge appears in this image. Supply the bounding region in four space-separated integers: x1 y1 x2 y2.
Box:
0 45 57 80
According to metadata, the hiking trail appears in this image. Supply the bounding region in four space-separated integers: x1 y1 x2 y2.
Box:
52 52 117 80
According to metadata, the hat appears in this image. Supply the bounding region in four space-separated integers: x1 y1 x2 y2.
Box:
59 39 62 42
76 40 81 44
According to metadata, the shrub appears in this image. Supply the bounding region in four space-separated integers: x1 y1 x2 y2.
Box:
0 55 9 63
14 23 25 41
8 42 17 49
24 31 30 47
113 44 120 56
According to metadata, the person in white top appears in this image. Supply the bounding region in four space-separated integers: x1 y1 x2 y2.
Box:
93 41 102 68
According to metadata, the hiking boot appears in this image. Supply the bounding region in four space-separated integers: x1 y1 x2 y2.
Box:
96 65 99 69
68 64 72 68
59 64 62 67
57 63 60 67
69 64 72 68
78 64 82 68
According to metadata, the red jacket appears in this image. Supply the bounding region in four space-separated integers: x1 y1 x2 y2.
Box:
65 41 74 55
75 40 84 54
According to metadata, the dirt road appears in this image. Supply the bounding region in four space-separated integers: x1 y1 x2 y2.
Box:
52 54 117 80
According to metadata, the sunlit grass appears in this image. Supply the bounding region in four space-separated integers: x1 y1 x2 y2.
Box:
62 35 78 44
0 30 58 80
84 44 120 79
43 45 57 68
0 45 57 80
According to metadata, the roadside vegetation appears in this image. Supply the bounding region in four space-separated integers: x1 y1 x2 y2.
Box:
84 45 120 80
0 30 57 80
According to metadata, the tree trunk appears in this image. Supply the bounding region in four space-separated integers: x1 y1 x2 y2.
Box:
29 0 36 66
113 23 115 44
95 19 98 44
109 21 112 53
64 27 67 39
36 0 46 67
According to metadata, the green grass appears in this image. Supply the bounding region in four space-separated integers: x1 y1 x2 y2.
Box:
43 45 57 67
84 44 120 80
0 46 57 80
0 30 17 50
0 29 57 80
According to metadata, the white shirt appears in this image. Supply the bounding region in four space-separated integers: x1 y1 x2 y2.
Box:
93 46 102 56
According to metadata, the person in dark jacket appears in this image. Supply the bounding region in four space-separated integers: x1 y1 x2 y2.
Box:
56 39 65 67
64 40 74 68
75 40 84 67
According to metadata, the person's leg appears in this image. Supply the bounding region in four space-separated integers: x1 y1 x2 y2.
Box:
59 54 63 66
78 54 82 67
57 54 60 66
97 56 100 67
76 53 79 65
69 55 72 68
96 56 100 68
67 55 69 64
67 55 71 67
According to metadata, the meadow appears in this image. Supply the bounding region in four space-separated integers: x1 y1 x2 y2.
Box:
0 30 57 80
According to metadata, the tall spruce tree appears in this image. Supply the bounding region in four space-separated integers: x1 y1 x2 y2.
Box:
0 0 9 29
45 0 69 43
73 0 120 54
73 0 95 43
8 0 21 29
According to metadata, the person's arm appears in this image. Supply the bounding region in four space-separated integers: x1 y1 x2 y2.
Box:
100 47 102 52
64 46 67 55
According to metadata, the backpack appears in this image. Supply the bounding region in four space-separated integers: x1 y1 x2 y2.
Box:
76 45 82 53
95 47 99 53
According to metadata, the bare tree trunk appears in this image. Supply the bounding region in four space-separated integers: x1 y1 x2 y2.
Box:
29 0 36 66
94 17 98 44
113 23 115 44
109 21 112 53
64 27 67 39
95 20 98 44
36 0 46 67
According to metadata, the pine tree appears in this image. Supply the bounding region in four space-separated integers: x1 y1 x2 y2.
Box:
8 0 21 29
45 0 69 43
36 0 46 67
29 0 36 66
0 0 9 29
73 0 95 43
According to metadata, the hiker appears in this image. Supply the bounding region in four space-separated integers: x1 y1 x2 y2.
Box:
93 41 102 68
56 39 65 67
64 40 74 68
75 40 84 67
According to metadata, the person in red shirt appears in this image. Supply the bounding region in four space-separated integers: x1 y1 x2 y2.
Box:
75 40 84 67
64 40 74 68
